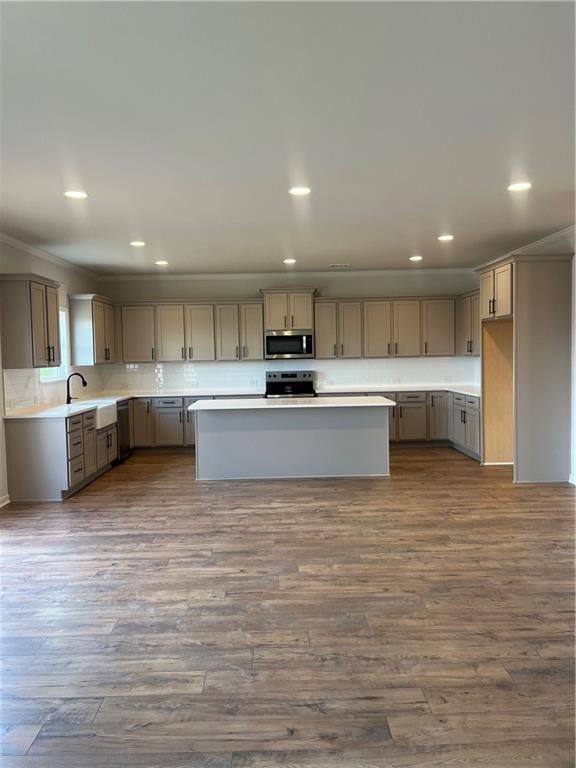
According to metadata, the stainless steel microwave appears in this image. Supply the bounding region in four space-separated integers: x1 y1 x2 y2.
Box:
264 330 315 359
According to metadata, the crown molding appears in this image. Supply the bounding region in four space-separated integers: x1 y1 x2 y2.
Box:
0 233 100 280
511 225 575 257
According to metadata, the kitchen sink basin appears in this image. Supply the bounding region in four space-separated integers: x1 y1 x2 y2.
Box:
79 401 118 429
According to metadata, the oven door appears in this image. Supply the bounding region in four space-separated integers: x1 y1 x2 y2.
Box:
265 331 315 359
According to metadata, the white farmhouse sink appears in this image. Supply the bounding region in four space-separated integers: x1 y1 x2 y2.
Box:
79 401 118 429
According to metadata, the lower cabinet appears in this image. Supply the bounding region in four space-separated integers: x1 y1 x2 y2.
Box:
153 402 184 446
132 398 153 447
83 425 97 476
96 425 118 470
465 405 481 456
429 392 450 440
452 395 481 457
132 398 187 447
397 396 427 441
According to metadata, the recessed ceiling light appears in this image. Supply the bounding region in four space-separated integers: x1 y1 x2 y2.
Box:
409 255 423 262
438 234 454 242
130 241 146 247
289 186 311 196
283 258 296 264
155 260 168 266
507 181 532 192
64 190 88 199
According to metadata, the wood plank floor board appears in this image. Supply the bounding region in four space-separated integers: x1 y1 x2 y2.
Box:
0 448 573 765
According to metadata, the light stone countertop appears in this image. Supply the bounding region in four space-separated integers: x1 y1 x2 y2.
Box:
189 396 396 411
4 383 480 419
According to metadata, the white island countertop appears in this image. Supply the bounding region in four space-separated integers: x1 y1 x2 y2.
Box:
189 395 396 411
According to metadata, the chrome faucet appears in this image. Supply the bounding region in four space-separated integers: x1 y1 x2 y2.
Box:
66 372 88 405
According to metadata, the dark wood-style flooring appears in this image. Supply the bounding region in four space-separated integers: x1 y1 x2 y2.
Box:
0 447 574 767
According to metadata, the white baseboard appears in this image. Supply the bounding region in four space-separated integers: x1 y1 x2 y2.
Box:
0 494 11 508
570 474 576 487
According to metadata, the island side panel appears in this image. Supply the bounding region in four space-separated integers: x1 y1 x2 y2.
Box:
195 406 390 480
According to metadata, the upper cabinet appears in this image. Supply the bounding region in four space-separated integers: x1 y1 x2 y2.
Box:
185 304 215 361
314 302 338 359
215 304 264 361
479 263 513 320
456 293 480 356
263 290 314 330
156 305 185 362
421 299 455 357
392 300 421 357
363 301 392 357
314 301 362 359
70 295 116 366
0 275 61 369
122 305 156 363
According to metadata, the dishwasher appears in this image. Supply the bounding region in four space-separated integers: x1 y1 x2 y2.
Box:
116 399 132 462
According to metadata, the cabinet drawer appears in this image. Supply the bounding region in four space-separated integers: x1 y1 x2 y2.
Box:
68 456 85 487
396 392 426 403
453 393 466 405
66 414 84 432
466 396 480 410
82 410 97 427
152 398 183 408
67 428 84 459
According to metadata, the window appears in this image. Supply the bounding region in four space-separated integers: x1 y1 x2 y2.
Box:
39 309 69 382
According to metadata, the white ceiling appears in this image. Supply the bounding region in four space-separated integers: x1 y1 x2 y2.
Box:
0 2 574 275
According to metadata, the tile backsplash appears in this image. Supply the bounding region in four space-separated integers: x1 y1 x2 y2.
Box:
3 366 103 412
98 357 480 393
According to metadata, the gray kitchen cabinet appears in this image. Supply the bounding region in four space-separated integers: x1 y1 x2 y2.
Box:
0 275 61 369
479 263 513 320
263 291 314 330
429 392 449 439
132 399 153 447
446 392 454 441
185 304 215 361
465 408 481 455
451 394 481 457
156 305 186 362
452 404 467 447
122 305 156 362
397 402 427 441
215 304 241 361
338 302 363 358
387 392 398 441
363 301 392 357
314 302 338 358
392 301 420 357
457 293 481 356
70 295 116 365
239 303 264 360
153 399 184 446
83 425 97 476
96 425 118 470
421 299 455 356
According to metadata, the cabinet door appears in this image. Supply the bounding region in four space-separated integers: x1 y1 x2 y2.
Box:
185 305 215 361
215 305 240 361
30 282 49 367
288 293 313 329
185 409 196 446
239 304 263 360
456 297 471 356
429 393 449 439
363 301 392 357
446 392 454 441
465 409 481 455
338 303 362 358
398 403 427 441
452 406 466 447
45 285 61 366
470 293 481 356
107 426 118 463
479 271 494 320
393 301 421 357
132 399 153 447
96 430 109 470
156 305 185 362
104 302 116 362
314 303 338 358
388 394 398 442
83 426 97 476
122 306 156 362
93 301 107 364
494 263 513 318
422 299 454 356
154 408 184 446
264 294 288 330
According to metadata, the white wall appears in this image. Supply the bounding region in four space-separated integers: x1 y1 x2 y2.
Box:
97 268 478 302
572 256 576 485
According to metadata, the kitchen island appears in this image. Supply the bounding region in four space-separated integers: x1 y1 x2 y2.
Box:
188 396 395 480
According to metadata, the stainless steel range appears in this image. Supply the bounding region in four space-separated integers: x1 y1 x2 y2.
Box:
264 371 316 398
